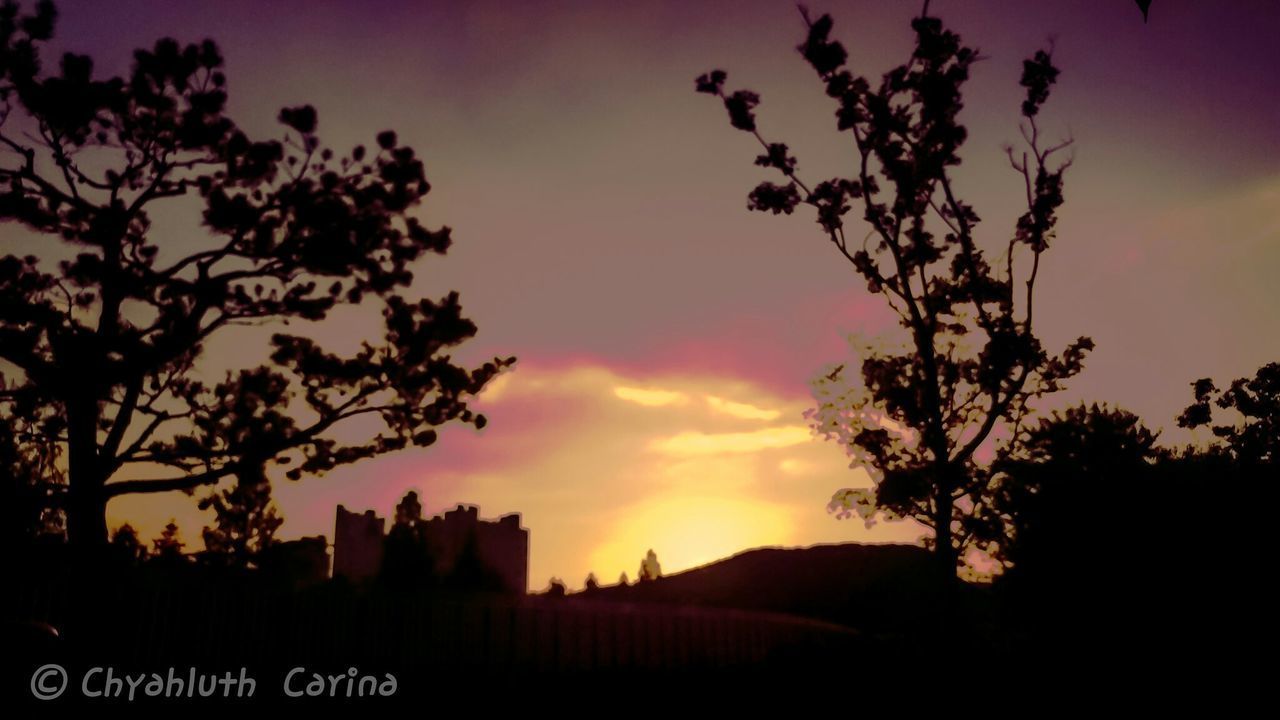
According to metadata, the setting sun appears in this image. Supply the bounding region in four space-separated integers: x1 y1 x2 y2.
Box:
589 494 795 579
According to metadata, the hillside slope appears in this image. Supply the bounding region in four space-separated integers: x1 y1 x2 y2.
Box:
584 543 953 632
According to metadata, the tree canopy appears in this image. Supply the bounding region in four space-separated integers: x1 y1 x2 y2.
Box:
697 5 1091 572
0 0 513 550
1178 362 1280 468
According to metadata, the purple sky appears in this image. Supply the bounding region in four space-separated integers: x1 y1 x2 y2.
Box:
28 0 1280 586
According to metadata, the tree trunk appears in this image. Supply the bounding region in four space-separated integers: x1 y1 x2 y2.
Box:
66 486 108 550
933 489 957 575
930 448 959 578
65 394 108 552
931 466 962 647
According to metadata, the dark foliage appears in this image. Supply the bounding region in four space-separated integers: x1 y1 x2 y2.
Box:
196 476 282 568
1178 362 1280 468
150 519 186 564
698 4 1089 572
0 1 514 551
108 521 147 565
985 389 1276 668
545 577 567 597
986 404 1160 575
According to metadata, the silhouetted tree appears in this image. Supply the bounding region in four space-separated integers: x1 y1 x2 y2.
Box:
1154 375 1276 654
617 571 629 586
1 398 63 544
638 549 662 582
985 404 1159 580
394 489 423 526
1178 362 1279 469
380 490 434 589
985 400 1258 664
151 519 185 563
583 572 599 592
698 4 1091 574
545 577 566 598
0 1 514 554
197 475 282 568
109 521 147 565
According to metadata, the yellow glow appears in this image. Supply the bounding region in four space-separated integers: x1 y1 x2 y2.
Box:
778 458 810 475
109 362 926 592
705 395 781 421
650 426 811 456
613 385 687 407
590 495 795 578
478 371 514 401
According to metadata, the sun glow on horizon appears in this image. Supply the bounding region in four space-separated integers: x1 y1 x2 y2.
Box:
589 494 795 580
107 360 927 591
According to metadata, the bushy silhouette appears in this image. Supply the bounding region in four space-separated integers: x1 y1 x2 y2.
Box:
197 476 282 568
986 404 1159 579
395 488 424 526
1 398 63 544
984 393 1275 670
984 404 1161 646
1178 362 1280 469
0 1 514 554
109 521 148 565
150 519 186 564
544 577 567 598
698 4 1090 575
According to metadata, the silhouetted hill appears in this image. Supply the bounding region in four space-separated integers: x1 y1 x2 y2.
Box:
585 543 959 633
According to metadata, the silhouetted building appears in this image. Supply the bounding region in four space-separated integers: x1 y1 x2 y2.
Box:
333 503 529 594
333 505 385 583
259 535 330 587
426 505 529 594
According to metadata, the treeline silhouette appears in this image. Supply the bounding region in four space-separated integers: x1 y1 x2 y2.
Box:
987 382 1274 675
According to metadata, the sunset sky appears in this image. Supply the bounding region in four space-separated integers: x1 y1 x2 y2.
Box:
36 0 1279 589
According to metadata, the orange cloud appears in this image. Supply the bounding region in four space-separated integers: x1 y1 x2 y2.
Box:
705 395 782 421
613 385 688 407
649 426 811 456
